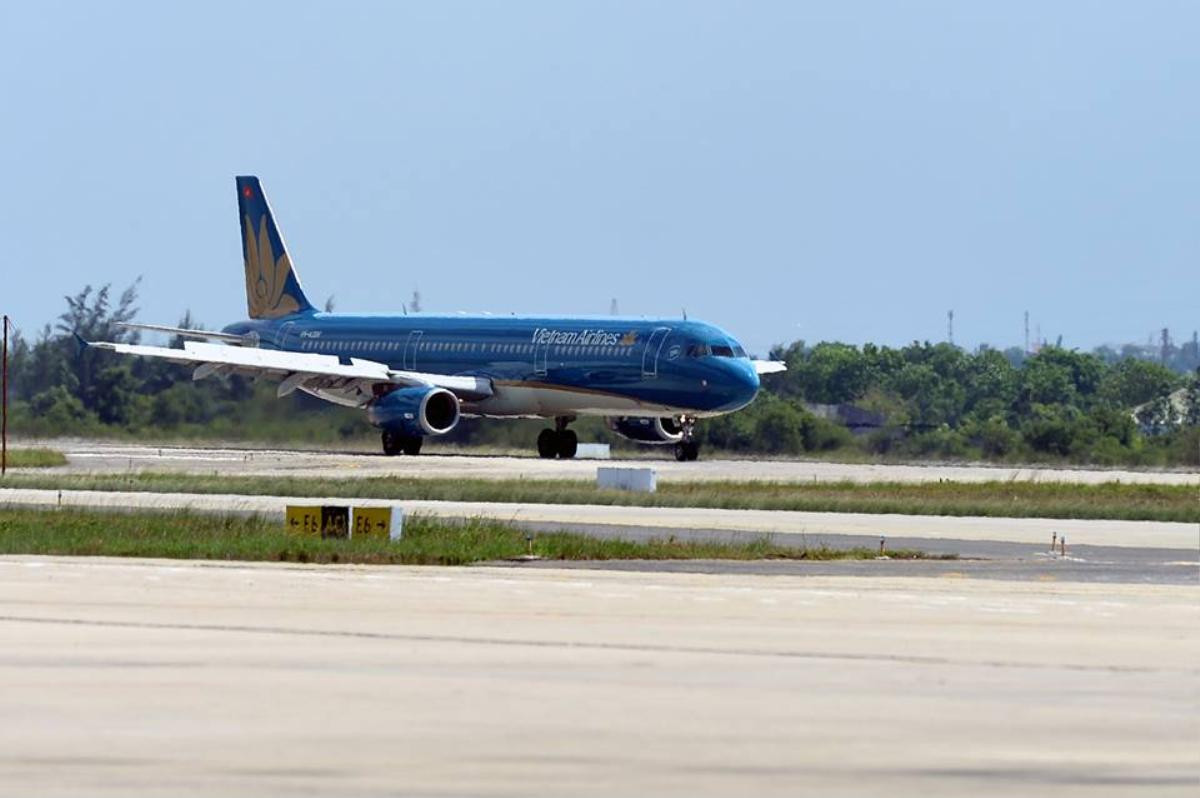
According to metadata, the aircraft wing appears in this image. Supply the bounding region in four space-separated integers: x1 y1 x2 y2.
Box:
751 360 787 375
87 339 493 404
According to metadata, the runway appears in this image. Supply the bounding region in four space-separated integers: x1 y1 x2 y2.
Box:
35 439 1200 485
1 556 1196 797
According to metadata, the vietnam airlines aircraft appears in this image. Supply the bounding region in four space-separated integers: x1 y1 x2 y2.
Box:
90 177 784 461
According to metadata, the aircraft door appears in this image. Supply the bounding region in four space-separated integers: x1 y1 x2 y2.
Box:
534 336 550 375
274 322 295 350
404 331 423 370
641 327 672 378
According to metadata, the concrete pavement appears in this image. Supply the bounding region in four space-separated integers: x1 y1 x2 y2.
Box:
27 439 1200 485
0 556 1196 797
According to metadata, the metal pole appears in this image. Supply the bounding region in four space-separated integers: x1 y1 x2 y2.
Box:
2 315 8 477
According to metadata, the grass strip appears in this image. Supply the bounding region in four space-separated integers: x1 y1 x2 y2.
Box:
2 471 1196 523
2 449 68 468
0 508 926 565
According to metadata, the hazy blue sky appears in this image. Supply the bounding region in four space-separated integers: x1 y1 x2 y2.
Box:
1 1 1196 356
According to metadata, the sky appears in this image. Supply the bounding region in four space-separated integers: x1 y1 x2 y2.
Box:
1 1 1196 357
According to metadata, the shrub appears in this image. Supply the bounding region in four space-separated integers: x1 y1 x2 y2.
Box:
969 415 1020 458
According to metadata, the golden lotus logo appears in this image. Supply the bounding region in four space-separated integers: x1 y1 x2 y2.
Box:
243 214 301 319
619 330 638 346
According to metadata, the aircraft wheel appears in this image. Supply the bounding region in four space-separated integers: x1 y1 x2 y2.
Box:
382 430 402 456
556 429 578 459
401 435 423 456
536 429 557 459
674 440 700 462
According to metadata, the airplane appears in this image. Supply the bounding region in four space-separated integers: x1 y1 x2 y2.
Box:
88 176 785 461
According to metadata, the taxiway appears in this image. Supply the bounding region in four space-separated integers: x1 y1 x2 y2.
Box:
32 440 1200 485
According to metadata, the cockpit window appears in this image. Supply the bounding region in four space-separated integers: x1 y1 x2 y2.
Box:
688 341 746 358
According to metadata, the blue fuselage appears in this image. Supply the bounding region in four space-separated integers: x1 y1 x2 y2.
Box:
224 313 760 418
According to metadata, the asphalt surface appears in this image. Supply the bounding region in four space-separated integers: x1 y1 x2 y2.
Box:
514 521 1199 585
32 439 1200 485
1 557 1196 797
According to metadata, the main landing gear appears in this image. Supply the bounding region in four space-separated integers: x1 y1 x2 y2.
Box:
381 429 423 456
674 416 700 462
537 416 578 459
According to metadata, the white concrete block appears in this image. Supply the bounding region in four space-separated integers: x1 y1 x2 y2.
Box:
574 443 612 460
596 466 657 493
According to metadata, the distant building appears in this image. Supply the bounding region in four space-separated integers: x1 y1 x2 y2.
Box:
1131 388 1196 435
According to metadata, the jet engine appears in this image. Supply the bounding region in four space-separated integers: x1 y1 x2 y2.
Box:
607 416 684 444
367 386 460 437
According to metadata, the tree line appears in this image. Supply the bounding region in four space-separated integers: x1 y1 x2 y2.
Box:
5 283 1198 466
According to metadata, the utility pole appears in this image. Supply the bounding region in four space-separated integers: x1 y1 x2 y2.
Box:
2 315 8 477
947 310 954 346
609 298 619 316
1023 311 1030 354
1161 327 1170 365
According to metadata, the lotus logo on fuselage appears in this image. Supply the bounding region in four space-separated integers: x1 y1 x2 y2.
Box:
531 328 637 347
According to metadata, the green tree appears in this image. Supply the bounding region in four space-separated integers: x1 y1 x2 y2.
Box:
1098 359 1180 408
791 342 874 404
1021 404 1079 455
754 398 806 454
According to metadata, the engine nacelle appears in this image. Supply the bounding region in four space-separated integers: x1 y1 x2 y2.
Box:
367 386 460 437
607 416 684 444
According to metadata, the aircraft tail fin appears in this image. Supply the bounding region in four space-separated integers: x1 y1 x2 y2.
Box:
236 176 314 319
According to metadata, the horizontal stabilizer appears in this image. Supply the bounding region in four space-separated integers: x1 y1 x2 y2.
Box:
117 322 251 345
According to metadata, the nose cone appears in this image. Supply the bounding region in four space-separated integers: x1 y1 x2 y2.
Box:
718 359 760 412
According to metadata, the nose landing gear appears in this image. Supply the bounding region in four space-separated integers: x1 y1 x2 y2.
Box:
673 416 700 462
537 416 578 459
